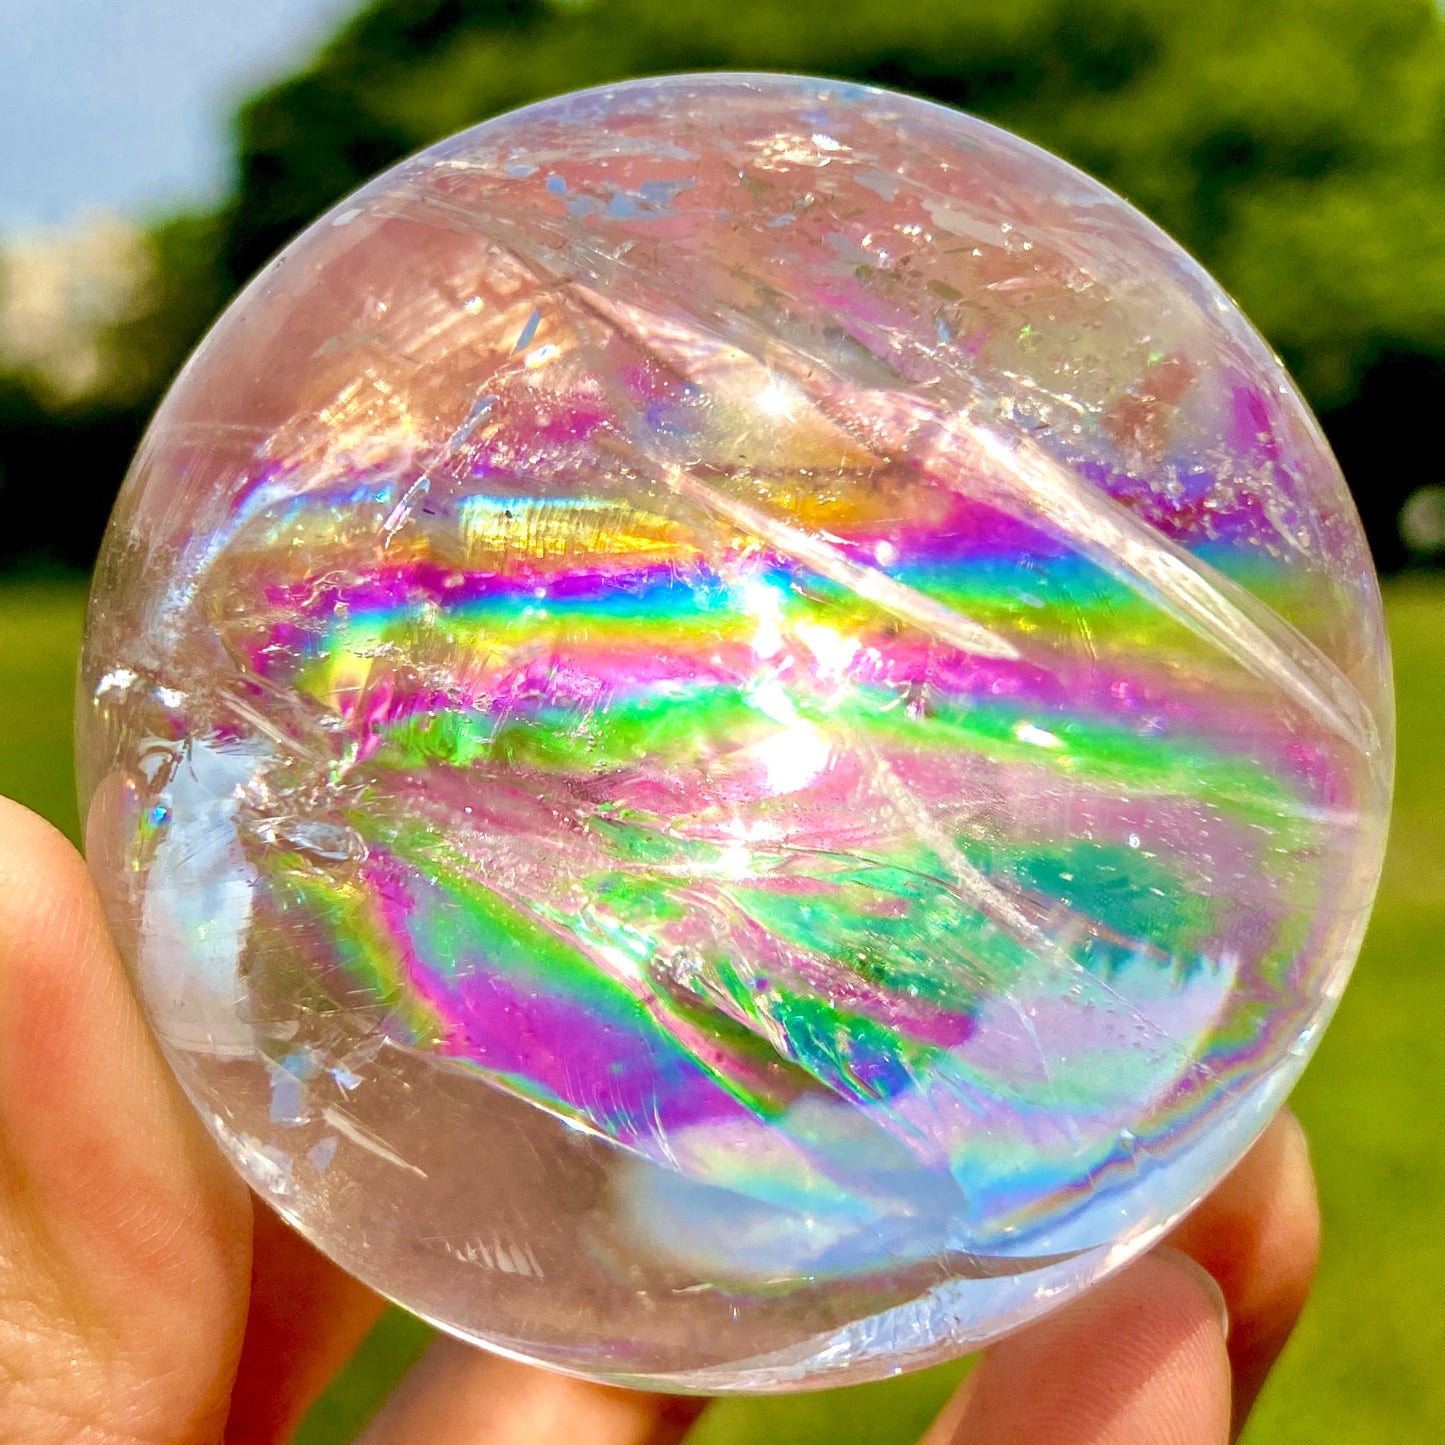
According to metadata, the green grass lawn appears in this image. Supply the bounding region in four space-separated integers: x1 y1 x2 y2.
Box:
0 581 85 842
2 576 1441 1442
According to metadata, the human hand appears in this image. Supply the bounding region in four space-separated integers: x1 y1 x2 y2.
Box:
0 796 1318 1444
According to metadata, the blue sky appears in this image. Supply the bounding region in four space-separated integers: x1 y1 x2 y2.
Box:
0 0 355 230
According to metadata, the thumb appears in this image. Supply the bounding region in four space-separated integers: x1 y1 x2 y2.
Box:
0 798 252 1443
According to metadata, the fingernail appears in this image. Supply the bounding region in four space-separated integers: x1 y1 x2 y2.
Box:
1278 1106 1312 1165
1155 1245 1231 1342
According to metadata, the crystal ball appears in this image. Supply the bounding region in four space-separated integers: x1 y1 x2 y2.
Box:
78 73 1392 1391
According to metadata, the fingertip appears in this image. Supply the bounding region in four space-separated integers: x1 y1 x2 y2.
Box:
0 793 251 1440
0 795 143 1161
0 795 108 983
935 1249 1231 1445
0 793 246 1237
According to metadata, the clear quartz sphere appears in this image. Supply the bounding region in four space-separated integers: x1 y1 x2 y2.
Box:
78 73 1392 1391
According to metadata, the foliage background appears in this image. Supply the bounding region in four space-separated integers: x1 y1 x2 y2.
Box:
2 0 1443 1439
3 0 1445 574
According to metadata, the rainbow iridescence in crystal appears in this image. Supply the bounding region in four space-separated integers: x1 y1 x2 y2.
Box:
78 74 1391 1390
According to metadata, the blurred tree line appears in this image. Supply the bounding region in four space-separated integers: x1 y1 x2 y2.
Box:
2 0 1442 571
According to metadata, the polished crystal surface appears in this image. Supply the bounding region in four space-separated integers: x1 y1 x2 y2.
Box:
78 74 1392 1391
